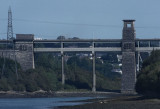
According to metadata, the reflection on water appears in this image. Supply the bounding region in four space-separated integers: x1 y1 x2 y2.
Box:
0 97 97 109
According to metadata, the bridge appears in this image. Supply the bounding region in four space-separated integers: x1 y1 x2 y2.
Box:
1 20 160 93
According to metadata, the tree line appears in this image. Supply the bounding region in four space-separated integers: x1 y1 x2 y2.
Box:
136 50 160 96
0 53 121 92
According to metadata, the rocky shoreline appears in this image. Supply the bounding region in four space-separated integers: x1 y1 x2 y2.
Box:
0 91 121 98
58 95 160 109
1 91 159 109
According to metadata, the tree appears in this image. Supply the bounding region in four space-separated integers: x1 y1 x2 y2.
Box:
57 36 65 40
136 50 160 95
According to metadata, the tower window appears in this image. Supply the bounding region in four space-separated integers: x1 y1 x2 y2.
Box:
127 24 131 28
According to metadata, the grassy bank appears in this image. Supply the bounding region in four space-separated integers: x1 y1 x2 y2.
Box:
59 96 160 109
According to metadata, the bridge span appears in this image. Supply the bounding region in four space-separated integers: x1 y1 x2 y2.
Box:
1 20 160 93
34 39 160 52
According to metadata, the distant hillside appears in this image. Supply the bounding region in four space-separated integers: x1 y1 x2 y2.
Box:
0 53 121 92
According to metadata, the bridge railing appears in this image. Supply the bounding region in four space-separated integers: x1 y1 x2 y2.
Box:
136 40 160 47
34 43 61 48
95 42 121 47
0 43 13 50
34 41 122 48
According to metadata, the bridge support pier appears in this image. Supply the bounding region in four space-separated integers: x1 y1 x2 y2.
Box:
137 52 140 72
121 20 136 94
148 51 151 56
92 53 96 92
92 42 96 92
61 53 65 85
61 41 65 85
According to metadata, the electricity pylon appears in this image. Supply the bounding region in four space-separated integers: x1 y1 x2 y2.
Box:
1 7 18 79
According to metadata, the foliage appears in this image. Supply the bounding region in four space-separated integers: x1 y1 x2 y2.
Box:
101 52 119 63
0 56 60 92
65 56 121 91
136 50 160 95
57 36 65 40
0 52 121 92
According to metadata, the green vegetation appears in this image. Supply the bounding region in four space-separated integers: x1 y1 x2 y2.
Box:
136 50 160 95
0 53 121 92
65 55 121 91
0 57 60 92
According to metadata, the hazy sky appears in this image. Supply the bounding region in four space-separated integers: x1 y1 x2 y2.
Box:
0 0 160 39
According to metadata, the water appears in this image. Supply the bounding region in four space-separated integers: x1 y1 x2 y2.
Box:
0 97 97 109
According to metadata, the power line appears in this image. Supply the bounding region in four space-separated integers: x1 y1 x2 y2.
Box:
1 18 160 38
13 18 122 28
12 18 160 29
1 18 160 29
136 26 160 29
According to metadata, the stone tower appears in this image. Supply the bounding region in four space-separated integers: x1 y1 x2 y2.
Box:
121 20 136 93
15 34 35 70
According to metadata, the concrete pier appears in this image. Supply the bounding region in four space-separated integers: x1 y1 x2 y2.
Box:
61 42 65 85
92 52 96 92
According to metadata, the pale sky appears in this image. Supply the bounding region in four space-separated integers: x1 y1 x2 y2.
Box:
0 0 160 39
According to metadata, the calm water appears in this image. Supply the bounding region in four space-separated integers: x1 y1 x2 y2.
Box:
0 97 98 109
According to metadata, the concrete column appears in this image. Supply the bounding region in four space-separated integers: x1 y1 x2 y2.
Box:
137 52 140 72
32 52 35 69
92 52 96 92
137 42 140 72
61 53 65 85
149 41 151 47
61 42 65 85
148 52 151 56
92 42 96 92
32 42 35 69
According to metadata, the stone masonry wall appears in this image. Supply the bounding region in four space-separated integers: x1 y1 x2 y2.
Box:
15 41 34 70
121 52 136 93
0 41 34 71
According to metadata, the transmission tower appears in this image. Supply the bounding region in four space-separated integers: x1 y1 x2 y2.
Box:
7 7 14 40
1 7 18 79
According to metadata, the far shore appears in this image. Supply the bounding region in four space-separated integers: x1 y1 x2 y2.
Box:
0 90 122 98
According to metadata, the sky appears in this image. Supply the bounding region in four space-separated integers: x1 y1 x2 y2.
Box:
0 0 160 39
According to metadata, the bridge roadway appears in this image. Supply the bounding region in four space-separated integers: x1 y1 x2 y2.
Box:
34 47 160 52
33 39 160 52
1 38 160 52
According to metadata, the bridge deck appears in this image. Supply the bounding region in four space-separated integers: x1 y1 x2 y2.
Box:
34 47 160 52
34 47 121 52
1 39 160 52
